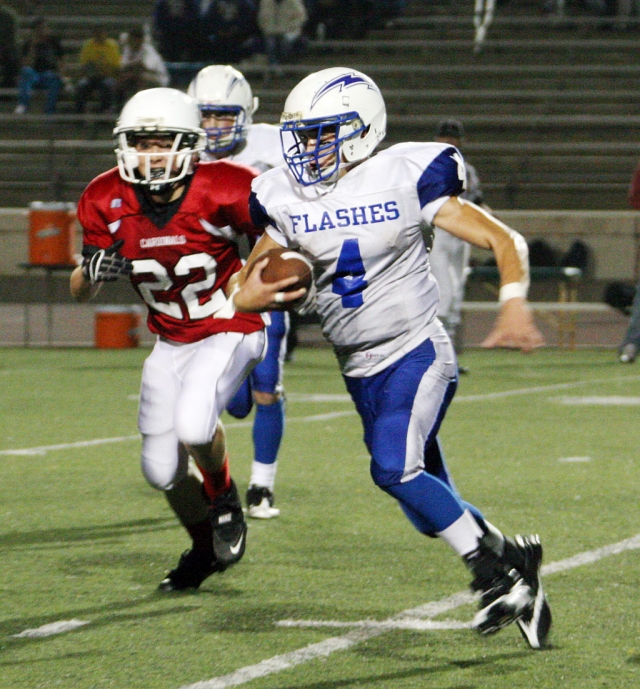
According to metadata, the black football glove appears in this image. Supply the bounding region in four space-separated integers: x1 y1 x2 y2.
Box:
82 239 133 284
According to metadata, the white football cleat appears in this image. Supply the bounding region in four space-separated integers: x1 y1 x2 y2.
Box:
246 485 280 519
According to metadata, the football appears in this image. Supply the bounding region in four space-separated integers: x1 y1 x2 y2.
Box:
247 247 314 310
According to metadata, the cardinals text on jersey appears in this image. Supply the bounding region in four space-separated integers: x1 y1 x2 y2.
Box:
78 160 265 343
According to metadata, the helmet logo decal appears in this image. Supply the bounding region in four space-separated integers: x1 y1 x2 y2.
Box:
226 75 242 98
310 74 375 109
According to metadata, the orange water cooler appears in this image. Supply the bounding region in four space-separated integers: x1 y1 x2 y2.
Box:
28 201 77 265
95 306 142 349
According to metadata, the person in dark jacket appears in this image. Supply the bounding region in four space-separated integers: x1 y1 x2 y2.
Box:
15 18 65 114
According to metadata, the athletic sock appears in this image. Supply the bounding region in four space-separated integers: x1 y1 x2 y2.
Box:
435 509 484 557
252 399 284 469
199 455 231 503
249 460 278 491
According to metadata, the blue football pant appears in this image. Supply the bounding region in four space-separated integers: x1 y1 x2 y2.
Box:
343 329 486 535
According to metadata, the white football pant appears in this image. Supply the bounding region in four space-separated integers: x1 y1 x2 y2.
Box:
138 330 266 490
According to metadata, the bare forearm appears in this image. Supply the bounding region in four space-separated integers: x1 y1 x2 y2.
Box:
433 197 528 289
70 265 100 302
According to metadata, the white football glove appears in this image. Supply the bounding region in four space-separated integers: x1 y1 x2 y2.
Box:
82 239 133 284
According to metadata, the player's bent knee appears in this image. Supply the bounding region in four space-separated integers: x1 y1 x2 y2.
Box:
370 463 405 490
253 390 280 406
174 411 216 447
141 457 185 491
141 433 186 490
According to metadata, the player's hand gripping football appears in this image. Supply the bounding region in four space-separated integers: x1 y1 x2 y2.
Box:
82 239 133 284
233 256 307 313
481 297 545 353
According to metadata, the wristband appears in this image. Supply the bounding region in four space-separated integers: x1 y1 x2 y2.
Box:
499 282 527 303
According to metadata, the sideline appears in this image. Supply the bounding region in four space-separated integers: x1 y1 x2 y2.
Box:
179 533 640 689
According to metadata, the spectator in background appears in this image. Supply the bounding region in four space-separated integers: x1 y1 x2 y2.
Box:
258 0 307 66
429 119 490 361
75 27 121 114
15 18 64 115
304 0 370 39
116 26 169 109
196 0 259 63
617 162 640 363
0 3 19 88
153 0 198 62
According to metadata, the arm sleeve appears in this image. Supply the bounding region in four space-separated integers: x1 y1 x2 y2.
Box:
248 191 276 228
249 188 288 247
417 146 466 224
218 165 264 239
77 190 115 253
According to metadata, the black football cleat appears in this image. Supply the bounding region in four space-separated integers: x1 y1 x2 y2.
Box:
210 480 247 567
465 537 534 636
158 548 225 592
503 534 553 649
246 485 280 519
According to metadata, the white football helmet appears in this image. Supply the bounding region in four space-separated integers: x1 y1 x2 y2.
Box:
187 65 258 154
113 87 205 191
280 67 386 186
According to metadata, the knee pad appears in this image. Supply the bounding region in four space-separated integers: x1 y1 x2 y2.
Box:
226 378 253 419
174 404 217 446
370 459 404 490
141 432 187 490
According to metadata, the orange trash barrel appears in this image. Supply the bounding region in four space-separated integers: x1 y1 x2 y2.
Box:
28 201 77 265
95 306 141 349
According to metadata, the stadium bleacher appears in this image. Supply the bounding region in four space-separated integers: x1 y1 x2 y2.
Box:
0 0 639 209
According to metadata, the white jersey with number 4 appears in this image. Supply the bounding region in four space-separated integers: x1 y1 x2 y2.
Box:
201 123 284 172
251 142 467 377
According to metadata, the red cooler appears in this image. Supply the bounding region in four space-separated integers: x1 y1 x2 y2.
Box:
28 201 76 265
95 306 141 349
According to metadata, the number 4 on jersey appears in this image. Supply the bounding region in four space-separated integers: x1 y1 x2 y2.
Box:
332 238 368 308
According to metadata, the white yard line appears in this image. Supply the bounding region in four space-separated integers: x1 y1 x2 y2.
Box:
178 533 640 689
11 620 90 638
453 374 640 403
0 412 357 456
5 375 640 457
553 396 640 405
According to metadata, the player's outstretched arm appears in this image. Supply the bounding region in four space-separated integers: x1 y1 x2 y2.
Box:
70 265 98 302
432 197 545 353
228 234 307 313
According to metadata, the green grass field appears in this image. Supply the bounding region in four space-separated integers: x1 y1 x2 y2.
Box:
1 346 639 689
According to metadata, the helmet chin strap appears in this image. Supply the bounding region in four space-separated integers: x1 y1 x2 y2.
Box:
145 173 185 202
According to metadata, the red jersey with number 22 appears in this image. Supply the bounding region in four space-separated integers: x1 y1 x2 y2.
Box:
78 160 264 343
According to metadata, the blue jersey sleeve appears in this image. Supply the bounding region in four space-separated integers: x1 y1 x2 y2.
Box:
416 147 465 209
248 191 276 228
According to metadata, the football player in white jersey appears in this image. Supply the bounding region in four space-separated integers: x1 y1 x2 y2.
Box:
226 68 552 649
188 65 287 519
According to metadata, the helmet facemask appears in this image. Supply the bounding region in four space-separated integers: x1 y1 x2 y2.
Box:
199 105 248 154
281 113 366 187
115 130 203 194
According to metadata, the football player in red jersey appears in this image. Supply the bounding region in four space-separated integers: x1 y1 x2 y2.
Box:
70 87 303 590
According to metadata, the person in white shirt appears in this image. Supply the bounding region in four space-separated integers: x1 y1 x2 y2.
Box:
429 118 490 368
117 26 169 108
188 65 287 519
227 67 552 649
